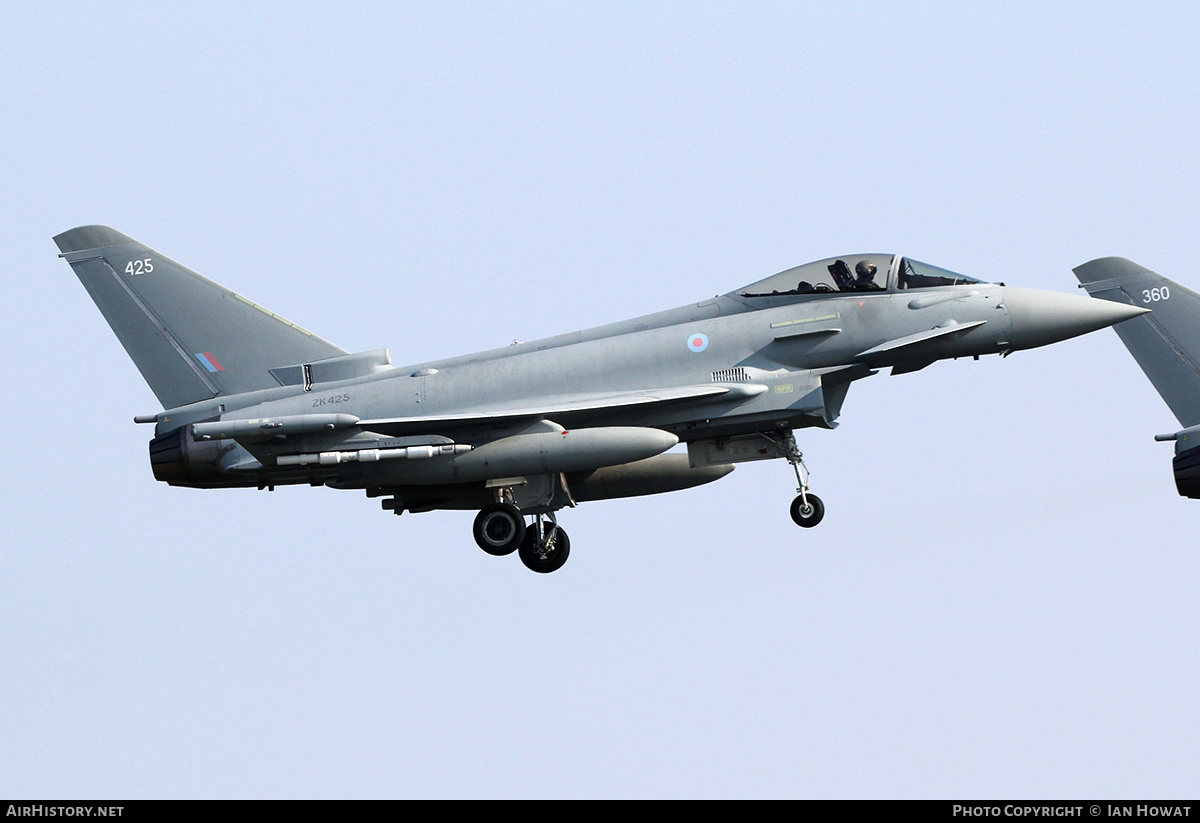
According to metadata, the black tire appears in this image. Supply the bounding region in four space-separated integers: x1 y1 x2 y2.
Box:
789 493 825 528
472 503 526 555
518 524 571 574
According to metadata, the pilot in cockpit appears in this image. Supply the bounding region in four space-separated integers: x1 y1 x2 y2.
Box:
854 260 883 291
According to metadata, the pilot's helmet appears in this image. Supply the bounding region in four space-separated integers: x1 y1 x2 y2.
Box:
855 260 877 281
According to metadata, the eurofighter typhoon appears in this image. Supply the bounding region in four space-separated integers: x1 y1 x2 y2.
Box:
57 226 1145 572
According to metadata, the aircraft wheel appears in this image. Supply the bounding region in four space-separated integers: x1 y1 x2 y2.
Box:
473 503 526 556
518 524 570 574
789 493 824 528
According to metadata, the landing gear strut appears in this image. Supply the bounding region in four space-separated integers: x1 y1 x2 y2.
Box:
781 431 824 528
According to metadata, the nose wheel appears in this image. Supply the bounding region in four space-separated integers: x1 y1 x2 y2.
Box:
790 492 824 527
781 431 825 528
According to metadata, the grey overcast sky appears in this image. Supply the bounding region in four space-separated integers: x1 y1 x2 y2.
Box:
3 1 1199 798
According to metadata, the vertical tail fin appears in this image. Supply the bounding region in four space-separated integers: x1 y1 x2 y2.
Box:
1074 256 1200 428
55 226 346 409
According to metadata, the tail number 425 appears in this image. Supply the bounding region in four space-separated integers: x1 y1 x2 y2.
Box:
125 258 154 276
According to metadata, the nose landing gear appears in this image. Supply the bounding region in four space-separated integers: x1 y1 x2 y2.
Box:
782 432 824 528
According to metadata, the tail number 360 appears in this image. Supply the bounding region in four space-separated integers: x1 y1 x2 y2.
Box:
1143 287 1170 303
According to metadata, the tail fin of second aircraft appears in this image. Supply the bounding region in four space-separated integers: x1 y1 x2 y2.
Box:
1073 256 1200 428
55 225 347 410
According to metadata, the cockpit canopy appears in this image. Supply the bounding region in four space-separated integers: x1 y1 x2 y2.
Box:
896 258 987 290
734 254 987 300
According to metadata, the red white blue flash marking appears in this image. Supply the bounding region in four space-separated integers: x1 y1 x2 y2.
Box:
195 352 225 373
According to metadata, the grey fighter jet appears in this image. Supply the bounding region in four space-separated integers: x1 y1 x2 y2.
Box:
1074 257 1200 499
57 226 1146 572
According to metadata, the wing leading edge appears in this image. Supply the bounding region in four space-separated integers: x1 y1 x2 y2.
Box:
358 383 768 435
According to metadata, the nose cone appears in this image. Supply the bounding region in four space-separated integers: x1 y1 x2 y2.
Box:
1003 286 1150 350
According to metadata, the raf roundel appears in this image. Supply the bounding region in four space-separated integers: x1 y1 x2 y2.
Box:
687 332 709 353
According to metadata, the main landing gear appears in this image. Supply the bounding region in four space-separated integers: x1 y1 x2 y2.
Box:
781 431 824 528
472 503 570 573
518 516 570 574
472 502 525 556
